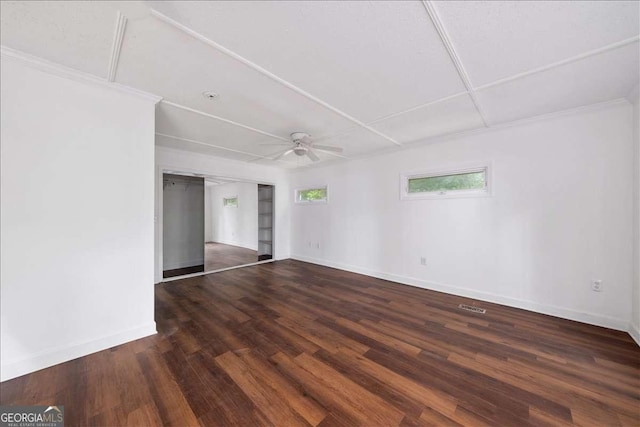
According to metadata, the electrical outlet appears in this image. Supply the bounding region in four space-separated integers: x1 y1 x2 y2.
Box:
591 280 603 292
316 242 320 249
420 257 427 266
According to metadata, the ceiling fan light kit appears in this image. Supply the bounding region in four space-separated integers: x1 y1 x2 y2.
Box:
269 132 344 162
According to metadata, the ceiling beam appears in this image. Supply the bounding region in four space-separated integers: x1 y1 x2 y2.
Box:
475 35 640 91
161 100 290 142
156 132 290 164
367 91 469 125
422 1 488 127
150 8 402 147
106 11 127 82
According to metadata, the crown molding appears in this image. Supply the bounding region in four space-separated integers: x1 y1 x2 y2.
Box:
0 45 162 104
107 11 127 82
149 8 401 147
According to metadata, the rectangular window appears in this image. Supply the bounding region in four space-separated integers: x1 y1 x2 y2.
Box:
401 165 489 200
295 186 327 204
223 197 238 207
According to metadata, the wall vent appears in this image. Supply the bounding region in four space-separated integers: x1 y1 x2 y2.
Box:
458 304 486 314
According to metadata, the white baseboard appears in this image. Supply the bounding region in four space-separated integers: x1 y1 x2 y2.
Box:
629 322 640 347
291 254 629 332
1 322 157 382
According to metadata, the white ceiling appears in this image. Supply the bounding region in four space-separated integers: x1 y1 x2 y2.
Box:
1 1 639 168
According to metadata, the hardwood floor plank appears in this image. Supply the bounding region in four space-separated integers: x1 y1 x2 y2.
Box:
126 403 164 427
270 352 364 426
84 350 121 418
215 351 309 426
314 348 458 418
1 260 637 426
332 317 423 356
272 351 406 426
237 350 328 426
188 350 271 427
276 316 369 355
135 349 200 426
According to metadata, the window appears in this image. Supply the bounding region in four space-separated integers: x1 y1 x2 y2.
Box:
295 186 327 204
223 197 238 207
401 164 490 200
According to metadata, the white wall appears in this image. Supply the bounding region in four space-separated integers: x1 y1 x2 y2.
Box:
207 182 258 251
155 147 290 282
163 175 205 270
1 58 157 381
630 85 640 344
291 102 635 331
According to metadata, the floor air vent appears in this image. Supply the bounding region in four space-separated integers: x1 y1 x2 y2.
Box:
458 304 486 314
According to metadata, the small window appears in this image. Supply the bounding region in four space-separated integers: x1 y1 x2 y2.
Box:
223 197 238 207
295 187 327 204
401 165 489 200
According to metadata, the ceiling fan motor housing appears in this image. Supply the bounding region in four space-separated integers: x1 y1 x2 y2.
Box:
290 132 309 143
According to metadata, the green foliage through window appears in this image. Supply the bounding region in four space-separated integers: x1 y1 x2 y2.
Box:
223 197 238 207
408 171 485 194
297 188 327 202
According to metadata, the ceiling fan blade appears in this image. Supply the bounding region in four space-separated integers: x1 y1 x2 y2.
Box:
300 135 313 144
260 142 292 146
306 149 320 162
273 149 294 160
312 144 343 153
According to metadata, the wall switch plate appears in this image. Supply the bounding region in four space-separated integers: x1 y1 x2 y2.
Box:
591 280 603 292
420 257 427 266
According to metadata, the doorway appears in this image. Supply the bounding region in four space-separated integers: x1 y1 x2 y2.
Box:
162 174 205 278
161 171 275 280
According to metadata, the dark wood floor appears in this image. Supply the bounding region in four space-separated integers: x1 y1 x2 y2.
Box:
205 242 259 272
164 264 205 278
1 260 639 426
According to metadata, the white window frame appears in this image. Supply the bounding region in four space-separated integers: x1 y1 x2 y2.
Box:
223 196 238 207
294 185 328 205
400 163 491 200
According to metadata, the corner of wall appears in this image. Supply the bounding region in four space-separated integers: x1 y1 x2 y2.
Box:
630 322 640 347
631 82 640 347
627 84 639 105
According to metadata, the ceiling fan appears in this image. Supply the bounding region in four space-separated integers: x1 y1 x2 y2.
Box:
263 132 343 162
